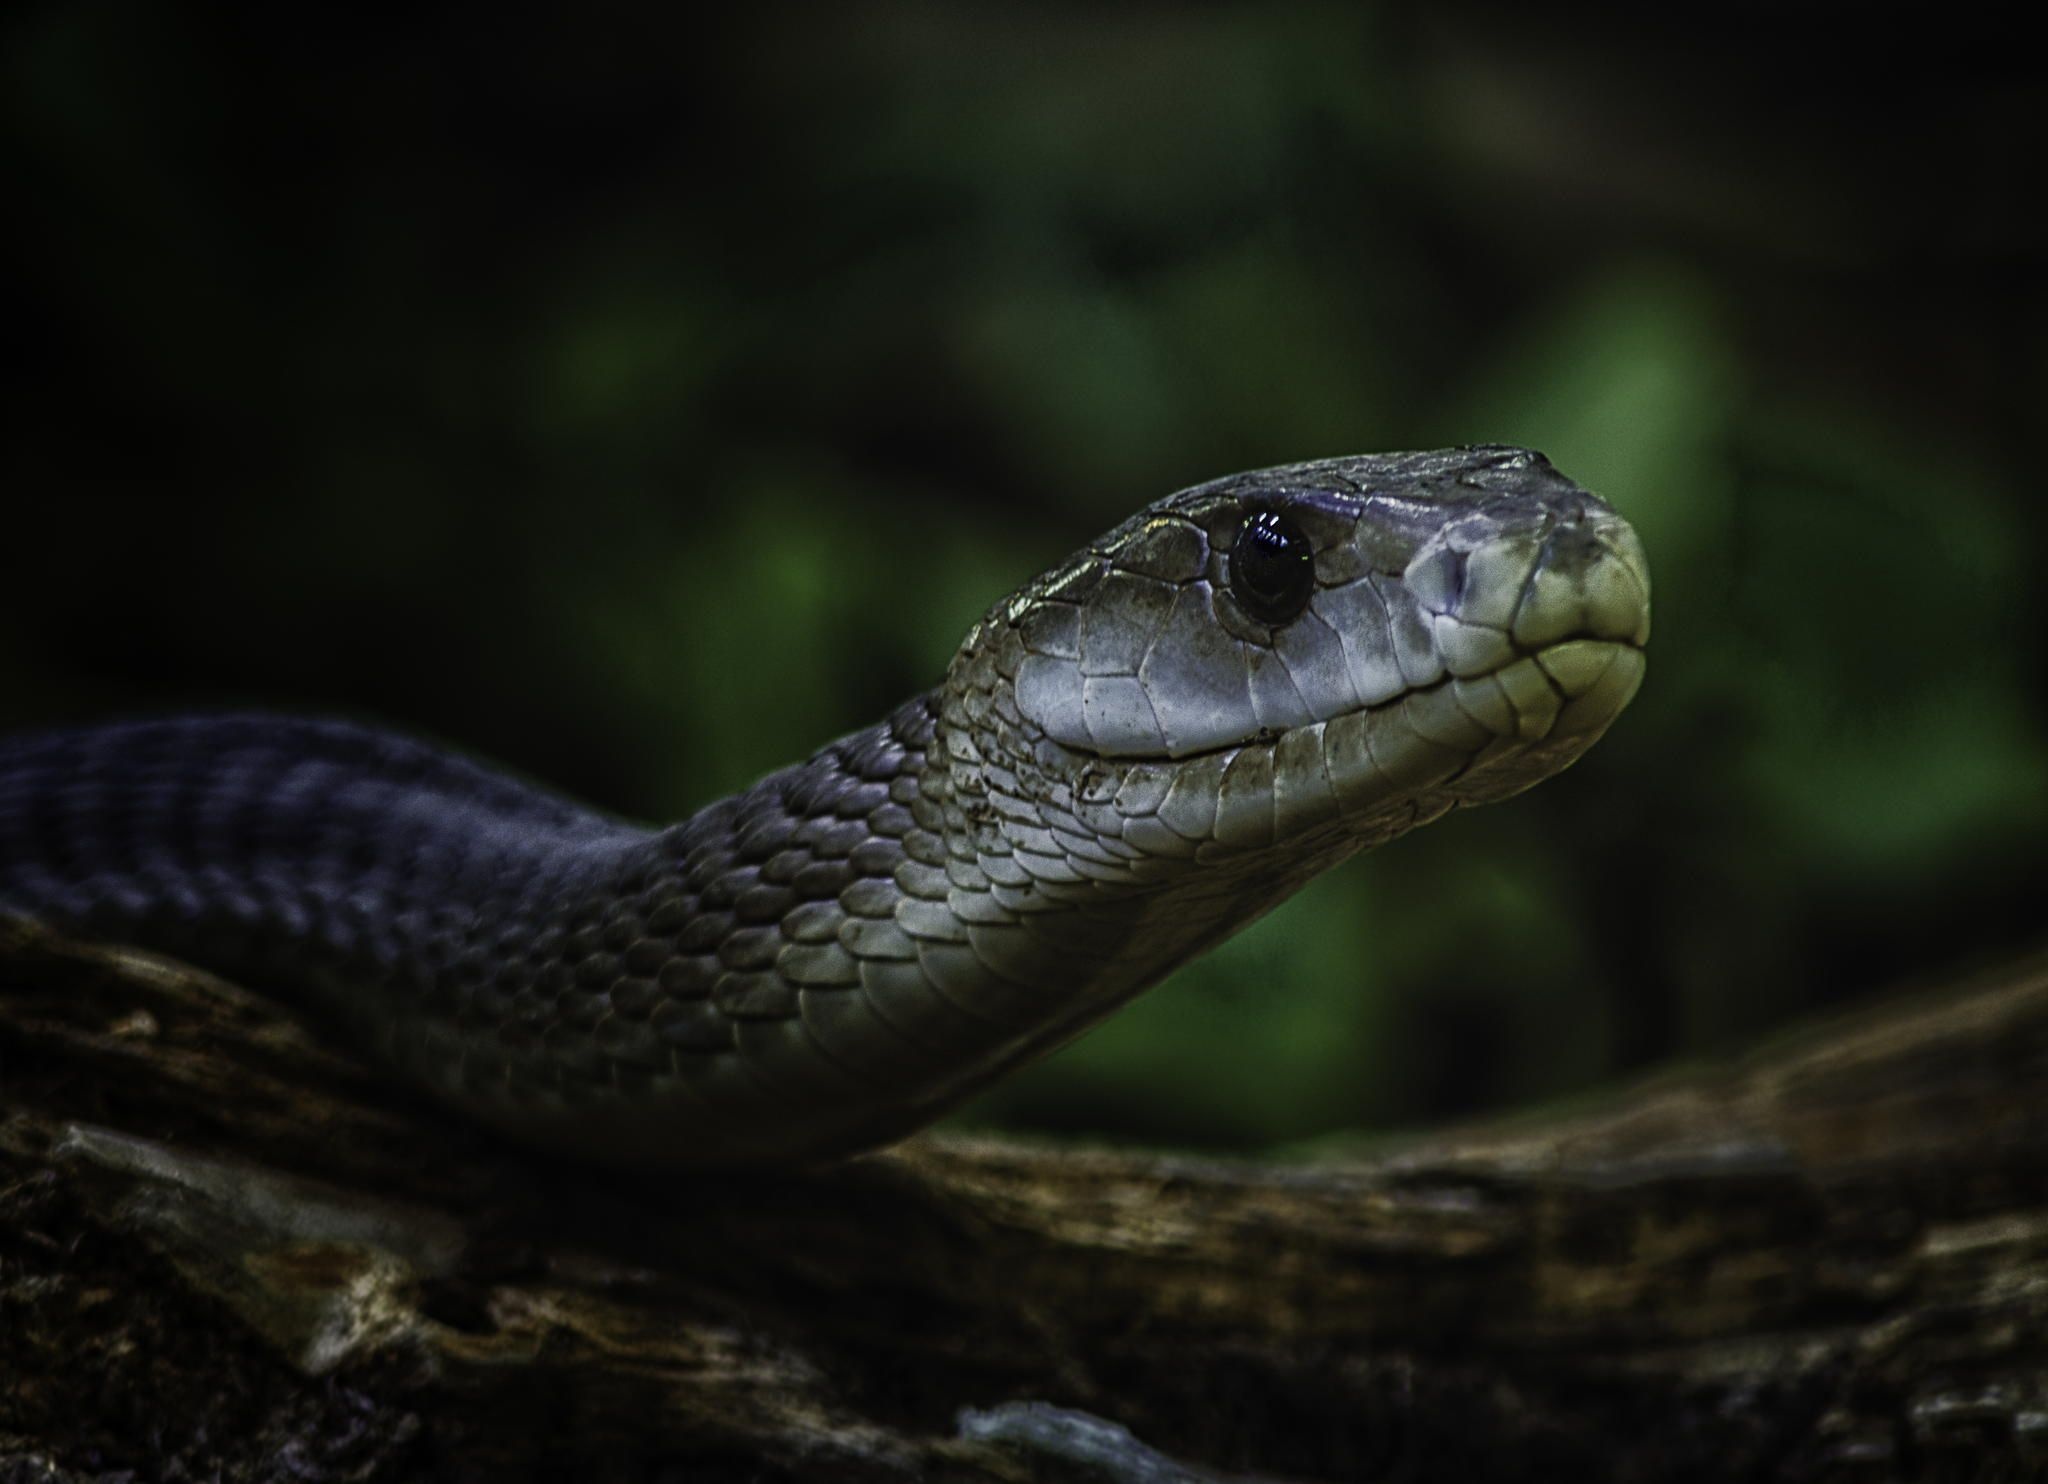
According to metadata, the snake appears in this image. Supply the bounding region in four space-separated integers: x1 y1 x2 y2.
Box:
0 447 1648 1167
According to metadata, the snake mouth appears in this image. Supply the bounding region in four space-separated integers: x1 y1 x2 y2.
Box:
1084 634 1645 858
1093 632 1645 767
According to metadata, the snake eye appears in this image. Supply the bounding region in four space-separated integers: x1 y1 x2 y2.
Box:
1229 508 1314 625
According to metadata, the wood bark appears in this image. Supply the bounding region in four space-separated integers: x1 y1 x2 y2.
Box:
3 917 2046 1483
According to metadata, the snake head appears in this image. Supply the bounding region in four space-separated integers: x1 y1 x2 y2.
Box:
943 446 1649 882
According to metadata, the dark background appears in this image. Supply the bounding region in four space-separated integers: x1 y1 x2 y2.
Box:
4 4 2042 1153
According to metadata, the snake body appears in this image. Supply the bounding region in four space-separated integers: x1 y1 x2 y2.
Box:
0 449 1648 1166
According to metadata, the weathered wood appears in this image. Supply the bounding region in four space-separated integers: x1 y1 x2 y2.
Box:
4 917 2046 1482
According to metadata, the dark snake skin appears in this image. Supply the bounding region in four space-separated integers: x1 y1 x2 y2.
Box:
0 449 1650 1165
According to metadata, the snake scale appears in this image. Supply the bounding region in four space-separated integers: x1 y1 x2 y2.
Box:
0 448 1648 1166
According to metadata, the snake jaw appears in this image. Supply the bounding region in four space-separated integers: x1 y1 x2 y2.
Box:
969 448 1650 889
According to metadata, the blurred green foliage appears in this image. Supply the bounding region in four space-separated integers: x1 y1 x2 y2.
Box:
3 4 2041 1151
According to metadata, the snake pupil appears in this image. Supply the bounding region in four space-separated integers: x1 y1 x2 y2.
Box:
1230 508 1314 625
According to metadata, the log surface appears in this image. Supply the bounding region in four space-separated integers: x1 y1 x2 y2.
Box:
3 918 2046 1483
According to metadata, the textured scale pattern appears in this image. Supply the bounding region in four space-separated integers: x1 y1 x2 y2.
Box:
0 448 1650 1166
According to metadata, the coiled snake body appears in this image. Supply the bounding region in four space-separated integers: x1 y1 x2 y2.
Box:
0 449 1648 1166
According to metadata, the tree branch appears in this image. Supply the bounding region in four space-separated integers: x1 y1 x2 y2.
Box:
4 919 2045 1482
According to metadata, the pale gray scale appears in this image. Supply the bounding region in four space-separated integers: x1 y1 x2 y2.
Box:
1459 529 1546 631
1037 778 1079 818
1272 723 1339 835
947 887 1019 927
1082 828 1145 862
988 627 1028 684
1314 539 1372 586
1012 850 1087 886
1496 658 1564 741
843 914 925 959
1073 766 1116 806
1003 821 1066 858
1109 515 1208 581
1155 750 1233 841
838 878 896 919
1112 764 1173 817
1212 747 1278 850
1432 613 1514 678
1365 711 1468 795
781 900 843 944
1079 571 1178 678
1403 686 1493 753
1246 647 1318 734
1018 601 1081 660
1134 585 1257 759
988 788 1046 827
979 852 1032 887
1452 674 1518 735
958 687 991 736
1118 814 1199 859
908 792 951 837
1063 854 1143 886
865 803 915 840
1080 675 1168 754
1513 526 1650 650
847 836 906 877
944 857 990 891
895 897 972 943
1374 574 1445 690
1271 602 1363 723
894 859 951 900
1353 493 1454 573
991 880 1064 914
1048 827 1123 869
1322 710 1383 813
901 828 949 868
778 940 863 987
1314 579 1404 707
1033 801 1092 843
1024 875 1103 907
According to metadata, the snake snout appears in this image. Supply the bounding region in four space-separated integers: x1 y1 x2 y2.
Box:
1510 514 1652 654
